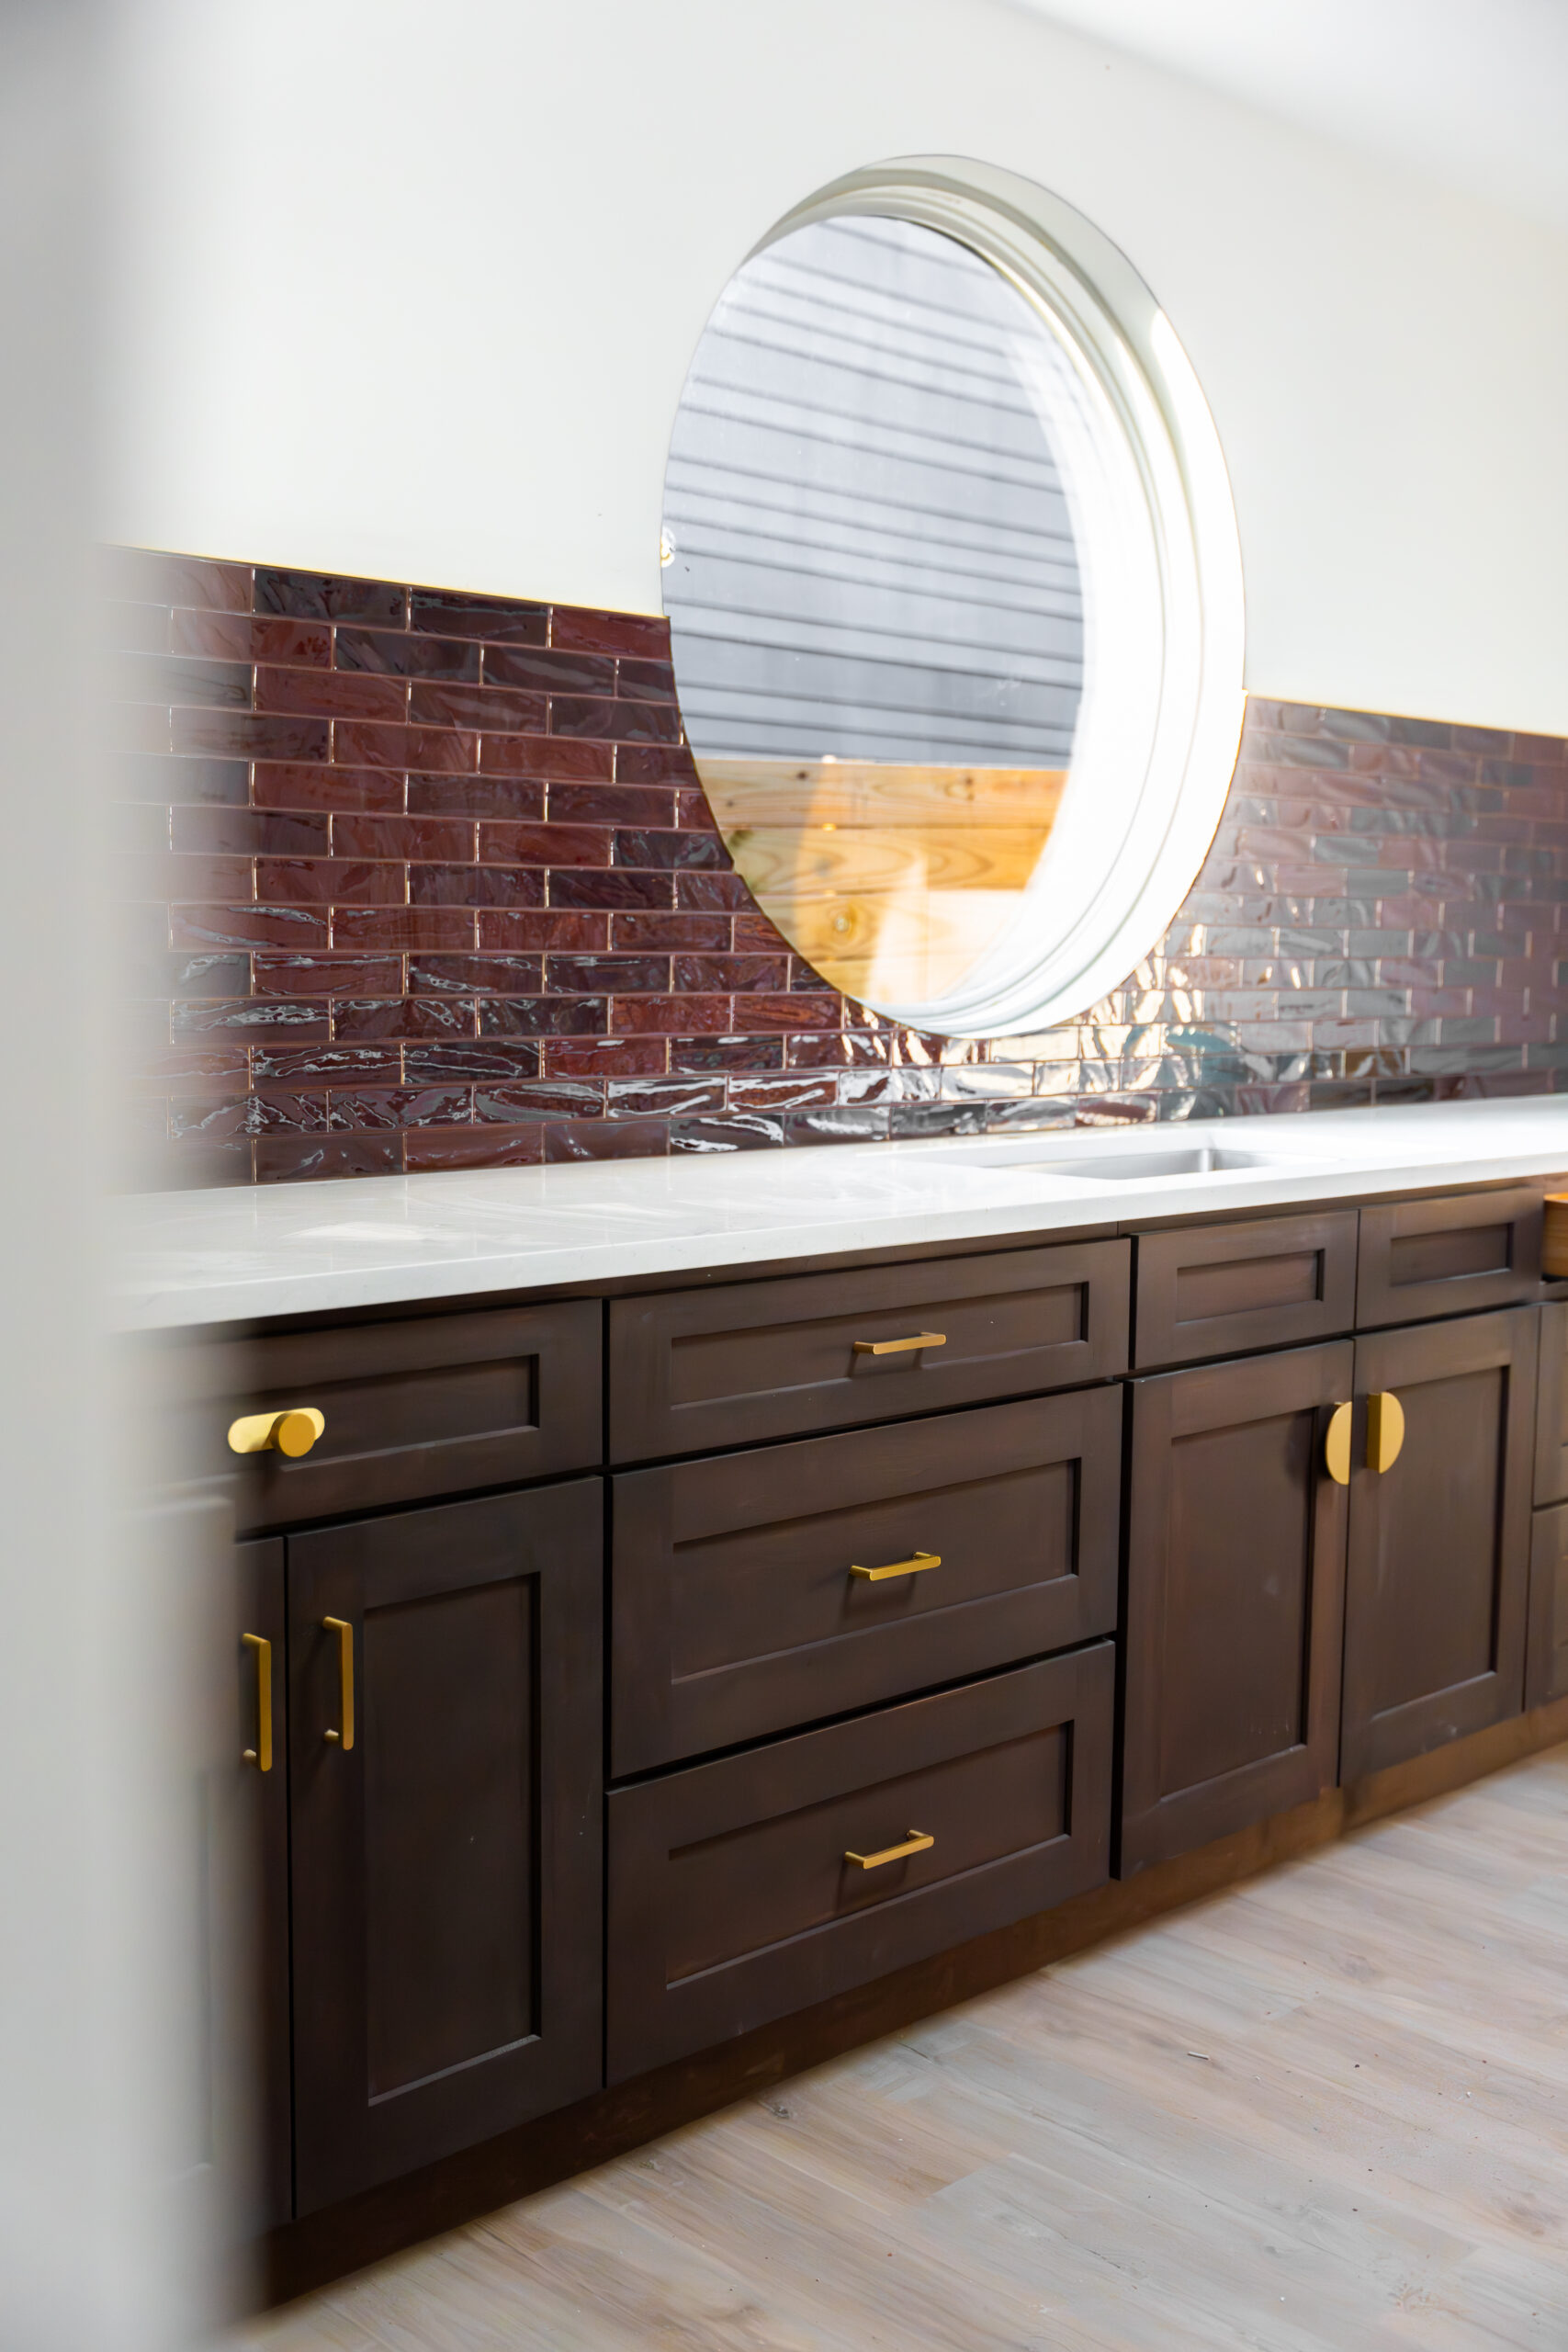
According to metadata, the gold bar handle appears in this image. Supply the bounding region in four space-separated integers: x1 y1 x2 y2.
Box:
852 1332 946 1357
845 1828 935 1871
850 1550 942 1583
228 1407 325 1459
322 1616 355 1750
1368 1390 1405 1473
1324 1400 1352 1486
241 1633 272 1772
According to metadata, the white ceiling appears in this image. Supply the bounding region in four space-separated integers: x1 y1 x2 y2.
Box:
1005 0 1568 234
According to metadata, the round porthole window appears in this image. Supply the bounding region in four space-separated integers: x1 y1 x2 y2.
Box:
660 157 1245 1038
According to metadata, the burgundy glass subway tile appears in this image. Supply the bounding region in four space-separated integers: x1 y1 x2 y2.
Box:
615 659 677 703
253 761 405 814
405 1125 546 1171
171 611 333 666
613 994 733 1035
253 1044 403 1084
255 1133 403 1182
474 1080 603 1125
171 1088 329 1139
671 1114 781 1154
256 859 405 907
172 996 326 1045
333 812 476 861
545 1114 670 1163
403 1040 542 1083
333 720 478 773
410 588 548 644
328 1086 474 1130
482 645 616 695
785 1032 892 1069
129 652 253 709
407 774 544 820
255 569 407 626
547 784 679 826
477 910 608 952
609 911 729 951
132 851 255 905
252 954 403 998
406 680 547 730
479 732 615 781
121 753 251 807
676 787 722 831
333 997 474 1042
173 805 329 856
331 907 477 952
615 742 704 786
410 864 545 909
734 993 843 1032
172 710 330 763
163 955 258 1004
546 697 623 740
549 869 674 910
478 995 608 1038
543 1036 670 1077
675 869 752 910
728 1076 838 1111
255 665 407 721
615 827 723 870
672 953 789 991
546 953 669 994
606 1079 725 1117
409 954 544 995
171 904 329 952
548 607 669 659
478 820 609 866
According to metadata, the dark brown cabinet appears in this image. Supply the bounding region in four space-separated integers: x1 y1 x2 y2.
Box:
606 1643 1113 2081
1121 1340 1352 1874
286 1483 604 2213
1533 1298 1568 1505
233 1534 292 2233
1356 1186 1541 1329
1134 1208 1358 1368
610 1386 1122 1775
1527 1502 1568 1706
1340 1308 1535 1777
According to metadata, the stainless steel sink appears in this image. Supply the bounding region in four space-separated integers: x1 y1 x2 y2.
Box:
922 1141 1312 1182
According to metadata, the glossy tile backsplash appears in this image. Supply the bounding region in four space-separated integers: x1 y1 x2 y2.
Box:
110 549 1568 1186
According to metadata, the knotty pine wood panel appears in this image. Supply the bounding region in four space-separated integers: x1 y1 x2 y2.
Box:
610 1385 1121 1773
242 1739 1568 2350
608 1239 1128 1461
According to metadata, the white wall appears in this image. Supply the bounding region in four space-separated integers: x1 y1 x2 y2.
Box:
111 0 1568 735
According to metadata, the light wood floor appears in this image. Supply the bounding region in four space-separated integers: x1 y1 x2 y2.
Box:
242 1746 1568 2351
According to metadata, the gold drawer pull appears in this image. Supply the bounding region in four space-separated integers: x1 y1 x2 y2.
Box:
322 1616 355 1750
1368 1390 1405 1473
228 1407 325 1459
241 1633 272 1772
852 1332 946 1357
1324 1401 1352 1486
850 1550 942 1583
845 1828 935 1871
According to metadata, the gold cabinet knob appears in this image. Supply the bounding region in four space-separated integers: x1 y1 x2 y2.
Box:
1367 1391 1405 1474
1324 1401 1352 1486
228 1406 326 1458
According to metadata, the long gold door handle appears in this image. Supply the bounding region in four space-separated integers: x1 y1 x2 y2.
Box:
852 1332 946 1357
241 1633 272 1772
850 1550 942 1583
1368 1391 1405 1473
322 1616 355 1750
1324 1401 1352 1486
845 1828 935 1870
228 1407 325 1458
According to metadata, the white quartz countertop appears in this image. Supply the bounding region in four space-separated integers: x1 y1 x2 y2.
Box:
113 1100 1568 1332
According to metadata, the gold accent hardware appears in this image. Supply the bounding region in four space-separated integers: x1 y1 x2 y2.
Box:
1324 1401 1352 1486
845 1828 935 1871
322 1616 355 1750
227 1407 325 1459
1545 1193 1568 1278
1367 1391 1405 1474
241 1633 272 1772
852 1332 946 1357
850 1550 942 1583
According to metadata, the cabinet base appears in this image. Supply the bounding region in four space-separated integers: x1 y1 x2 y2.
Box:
260 1690 1568 2312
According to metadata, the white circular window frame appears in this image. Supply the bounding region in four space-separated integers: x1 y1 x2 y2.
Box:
667 155 1247 1040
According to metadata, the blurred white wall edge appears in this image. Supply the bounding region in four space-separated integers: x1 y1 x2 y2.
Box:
0 6 220 2344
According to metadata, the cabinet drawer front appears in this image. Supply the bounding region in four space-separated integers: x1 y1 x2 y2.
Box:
1134 1210 1357 1368
608 1240 1129 1463
612 1387 1122 1774
205 1300 600 1531
606 1645 1112 2082
288 1482 604 2212
1356 1188 1541 1329
1527 1503 1568 1709
1342 1307 1534 1779
1534 1300 1568 1505
1120 1340 1352 1875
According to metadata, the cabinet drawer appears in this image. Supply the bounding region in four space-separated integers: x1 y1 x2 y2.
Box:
611 1387 1122 1774
608 1240 1129 1463
606 1644 1112 2081
1134 1209 1358 1368
1535 1300 1568 1505
1527 1503 1568 1708
1356 1188 1541 1329
197 1301 601 1532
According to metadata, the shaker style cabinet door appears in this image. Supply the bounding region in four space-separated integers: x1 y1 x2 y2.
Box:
1120 1340 1353 1875
287 1483 604 2215
1341 1308 1535 1779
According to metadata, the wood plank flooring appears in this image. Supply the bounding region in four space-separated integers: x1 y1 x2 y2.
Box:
239 1746 1568 2351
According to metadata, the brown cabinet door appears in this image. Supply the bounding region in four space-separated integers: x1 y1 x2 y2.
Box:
1356 1187 1542 1329
1134 1209 1358 1369
1527 1503 1568 1708
1533 1300 1568 1505
288 1483 604 2214
1121 1340 1352 1875
611 1387 1122 1774
1341 1308 1535 1779
193 1300 602 1533
607 1645 1113 2082
608 1240 1129 1463
233 1535 292 2233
